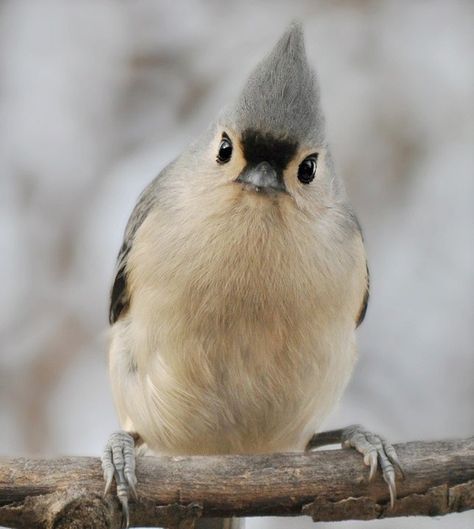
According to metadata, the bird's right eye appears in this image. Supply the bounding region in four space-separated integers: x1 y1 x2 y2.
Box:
217 133 233 164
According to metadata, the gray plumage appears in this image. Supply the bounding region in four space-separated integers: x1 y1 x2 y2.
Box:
222 22 325 144
109 175 161 324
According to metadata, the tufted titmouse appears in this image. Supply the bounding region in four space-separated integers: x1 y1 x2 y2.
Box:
102 23 402 529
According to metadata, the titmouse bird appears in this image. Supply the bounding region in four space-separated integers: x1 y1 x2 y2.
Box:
102 23 403 529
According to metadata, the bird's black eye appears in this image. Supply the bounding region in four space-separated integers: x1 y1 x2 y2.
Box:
217 133 233 164
297 154 318 184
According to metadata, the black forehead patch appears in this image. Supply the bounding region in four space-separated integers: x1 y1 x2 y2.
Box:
240 129 298 171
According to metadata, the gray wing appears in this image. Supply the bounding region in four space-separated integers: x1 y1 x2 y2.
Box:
344 206 370 328
109 177 160 324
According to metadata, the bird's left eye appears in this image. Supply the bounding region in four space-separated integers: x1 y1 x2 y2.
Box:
217 134 233 164
297 154 318 184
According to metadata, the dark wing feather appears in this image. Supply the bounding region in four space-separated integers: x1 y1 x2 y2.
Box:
356 262 370 327
109 241 131 324
344 207 370 328
109 177 160 324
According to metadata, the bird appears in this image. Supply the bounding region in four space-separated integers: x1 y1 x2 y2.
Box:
102 22 403 529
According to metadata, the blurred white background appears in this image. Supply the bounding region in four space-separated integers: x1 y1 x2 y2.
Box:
0 1 472 528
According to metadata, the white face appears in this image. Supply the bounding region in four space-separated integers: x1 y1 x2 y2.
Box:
203 125 334 216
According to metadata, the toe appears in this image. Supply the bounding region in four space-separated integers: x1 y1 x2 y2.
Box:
382 438 405 478
102 443 115 496
375 444 397 508
341 425 402 508
125 471 138 501
342 426 378 481
111 436 125 474
365 431 398 507
123 436 138 500
381 458 396 507
101 431 137 527
117 481 130 529
364 450 378 481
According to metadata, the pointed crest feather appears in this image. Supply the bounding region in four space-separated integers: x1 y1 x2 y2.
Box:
224 22 324 144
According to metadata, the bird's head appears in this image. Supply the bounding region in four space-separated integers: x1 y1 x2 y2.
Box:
191 22 342 217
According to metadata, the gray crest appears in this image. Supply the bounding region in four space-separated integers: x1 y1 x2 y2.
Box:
223 23 325 145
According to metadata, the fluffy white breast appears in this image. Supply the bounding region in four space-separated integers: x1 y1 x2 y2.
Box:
109 184 366 455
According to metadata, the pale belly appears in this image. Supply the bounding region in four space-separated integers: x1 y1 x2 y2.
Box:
109 196 364 455
109 313 357 456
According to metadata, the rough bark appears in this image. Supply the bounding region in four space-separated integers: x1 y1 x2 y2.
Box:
0 438 472 528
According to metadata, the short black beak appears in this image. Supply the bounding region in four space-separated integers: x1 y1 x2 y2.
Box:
236 161 286 193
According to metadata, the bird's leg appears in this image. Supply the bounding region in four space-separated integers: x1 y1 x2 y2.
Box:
306 424 404 508
102 431 140 528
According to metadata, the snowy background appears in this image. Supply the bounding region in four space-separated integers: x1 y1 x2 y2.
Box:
0 1 473 528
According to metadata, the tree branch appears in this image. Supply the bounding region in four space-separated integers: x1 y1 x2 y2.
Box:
0 438 473 528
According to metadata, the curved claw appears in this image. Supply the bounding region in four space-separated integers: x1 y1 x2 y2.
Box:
383 466 396 509
364 450 378 481
117 483 129 529
126 471 138 501
123 439 138 501
383 439 405 479
103 468 114 497
341 425 402 509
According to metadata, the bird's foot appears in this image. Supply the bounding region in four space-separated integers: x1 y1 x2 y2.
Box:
102 431 138 528
306 424 404 508
341 424 404 508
